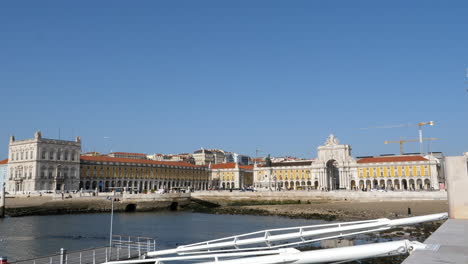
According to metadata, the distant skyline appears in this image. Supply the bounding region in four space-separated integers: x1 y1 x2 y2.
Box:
1 1 467 159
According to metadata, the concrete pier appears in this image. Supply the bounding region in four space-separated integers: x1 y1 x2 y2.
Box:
403 155 468 263
0 184 5 218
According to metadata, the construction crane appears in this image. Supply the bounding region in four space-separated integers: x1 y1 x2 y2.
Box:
384 138 438 155
418 121 435 154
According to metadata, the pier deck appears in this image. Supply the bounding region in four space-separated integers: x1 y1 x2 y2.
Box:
402 219 468 264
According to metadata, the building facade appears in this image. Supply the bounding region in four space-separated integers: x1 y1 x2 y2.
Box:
193 149 215 165
108 152 147 160
79 155 210 192
254 134 441 191
210 163 253 189
6 131 81 193
0 159 8 188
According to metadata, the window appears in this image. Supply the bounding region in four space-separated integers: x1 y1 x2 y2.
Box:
64 151 69 161
50 151 54 160
11 153 14 161
71 151 75 161
57 150 61 160
30 151 33 159
16 153 19 160
21 152 24 160
42 151 46 159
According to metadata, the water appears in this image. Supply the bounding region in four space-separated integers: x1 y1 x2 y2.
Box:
0 212 328 261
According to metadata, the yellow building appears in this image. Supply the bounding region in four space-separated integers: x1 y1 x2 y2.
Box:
210 163 253 189
80 155 210 192
356 155 437 190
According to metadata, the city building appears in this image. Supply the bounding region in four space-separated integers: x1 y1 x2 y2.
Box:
208 149 226 164
147 153 194 163
6 131 81 193
108 152 147 160
254 134 442 191
0 158 8 188
210 163 253 189
79 155 210 192
225 152 252 165
192 148 215 165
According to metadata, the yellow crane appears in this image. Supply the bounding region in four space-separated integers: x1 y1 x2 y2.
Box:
384 138 438 155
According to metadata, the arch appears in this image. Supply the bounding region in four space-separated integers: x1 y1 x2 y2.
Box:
379 179 385 189
394 179 400 190
387 180 393 190
350 180 356 190
314 181 319 190
359 180 364 190
295 181 300 190
365 180 371 190
416 179 423 190
92 181 97 190
401 179 408 190
326 160 340 190
373 179 378 189
409 179 415 191
85 181 91 190
424 179 431 190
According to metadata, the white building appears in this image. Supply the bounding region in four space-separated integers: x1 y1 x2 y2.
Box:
6 131 81 193
193 148 215 165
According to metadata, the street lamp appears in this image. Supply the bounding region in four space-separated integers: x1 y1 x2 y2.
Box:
107 195 115 259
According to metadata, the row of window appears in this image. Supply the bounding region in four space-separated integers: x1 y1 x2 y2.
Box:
10 150 35 161
41 150 77 161
359 166 429 178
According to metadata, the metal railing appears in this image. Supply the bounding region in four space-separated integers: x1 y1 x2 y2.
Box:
112 235 156 257
9 236 156 264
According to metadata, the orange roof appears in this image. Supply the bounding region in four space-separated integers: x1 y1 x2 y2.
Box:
211 163 237 169
357 156 428 164
239 165 254 170
80 155 201 168
211 163 253 170
0 158 8 164
110 152 147 156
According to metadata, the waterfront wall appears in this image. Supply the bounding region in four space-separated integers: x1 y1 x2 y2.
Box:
192 190 447 201
445 156 468 219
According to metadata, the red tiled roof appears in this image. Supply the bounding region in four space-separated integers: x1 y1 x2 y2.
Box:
357 156 428 164
110 152 147 156
211 163 236 169
0 158 8 164
211 163 253 170
239 165 254 170
80 155 201 168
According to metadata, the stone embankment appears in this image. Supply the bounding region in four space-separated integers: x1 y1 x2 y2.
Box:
4 193 190 217
189 190 448 221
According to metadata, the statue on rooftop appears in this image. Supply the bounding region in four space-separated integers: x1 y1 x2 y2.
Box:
325 134 339 146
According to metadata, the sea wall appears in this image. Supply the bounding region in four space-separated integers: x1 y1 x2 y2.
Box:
192 190 447 202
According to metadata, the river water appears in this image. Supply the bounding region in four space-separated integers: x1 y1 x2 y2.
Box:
0 212 328 261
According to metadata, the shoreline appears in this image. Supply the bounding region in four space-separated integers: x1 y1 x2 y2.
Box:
3 196 449 221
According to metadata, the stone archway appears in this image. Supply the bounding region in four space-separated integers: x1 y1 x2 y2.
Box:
326 160 339 190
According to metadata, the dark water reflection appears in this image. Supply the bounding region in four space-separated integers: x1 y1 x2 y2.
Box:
0 212 328 261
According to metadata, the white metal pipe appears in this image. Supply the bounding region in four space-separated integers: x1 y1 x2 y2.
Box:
198 240 425 264
147 212 447 257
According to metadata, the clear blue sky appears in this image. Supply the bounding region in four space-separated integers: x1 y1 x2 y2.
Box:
1 1 467 159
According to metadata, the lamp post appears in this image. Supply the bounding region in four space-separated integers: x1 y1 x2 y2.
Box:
108 195 115 259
